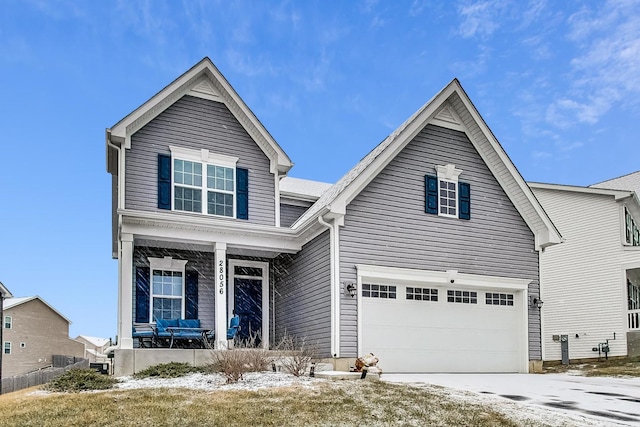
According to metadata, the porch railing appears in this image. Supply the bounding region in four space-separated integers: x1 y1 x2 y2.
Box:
629 309 640 330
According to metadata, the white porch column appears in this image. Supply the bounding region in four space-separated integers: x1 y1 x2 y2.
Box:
214 242 228 349
119 233 134 349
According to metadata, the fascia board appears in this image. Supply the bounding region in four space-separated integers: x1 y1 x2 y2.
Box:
120 210 301 252
529 182 634 200
0 281 12 298
449 81 562 249
355 264 531 290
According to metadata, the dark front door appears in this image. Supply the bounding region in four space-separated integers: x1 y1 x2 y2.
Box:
234 278 262 343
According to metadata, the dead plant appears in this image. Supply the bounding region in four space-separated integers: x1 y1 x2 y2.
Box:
275 332 318 377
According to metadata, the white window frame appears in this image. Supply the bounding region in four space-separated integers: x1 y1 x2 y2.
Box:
20 342 26 348
436 164 463 218
4 342 10 355
625 207 640 246
170 146 238 218
4 316 11 329
148 257 188 323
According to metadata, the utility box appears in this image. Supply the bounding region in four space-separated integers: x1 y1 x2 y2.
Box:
560 335 569 365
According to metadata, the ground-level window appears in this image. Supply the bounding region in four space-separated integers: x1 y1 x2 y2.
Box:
4 342 10 355
406 287 438 301
152 270 183 320
485 292 514 306
447 290 477 304
4 316 11 329
362 284 397 299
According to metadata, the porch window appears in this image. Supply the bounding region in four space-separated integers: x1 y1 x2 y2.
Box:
629 279 640 310
151 270 183 321
4 316 11 329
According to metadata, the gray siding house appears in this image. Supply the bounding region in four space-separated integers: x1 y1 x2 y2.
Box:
106 58 561 375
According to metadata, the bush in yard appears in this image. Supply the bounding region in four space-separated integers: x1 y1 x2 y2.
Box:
276 332 318 377
133 362 199 379
209 331 273 383
44 368 117 393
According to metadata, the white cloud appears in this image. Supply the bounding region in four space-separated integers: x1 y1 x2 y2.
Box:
457 0 505 38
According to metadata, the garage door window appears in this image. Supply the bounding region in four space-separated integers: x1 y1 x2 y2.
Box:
447 290 477 304
362 284 396 299
485 292 514 306
407 287 438 301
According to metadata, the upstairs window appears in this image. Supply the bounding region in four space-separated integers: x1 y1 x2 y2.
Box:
4 342 10 355
426 164 470 220
158 146 248 220
625 207 640 246
4 316 11 329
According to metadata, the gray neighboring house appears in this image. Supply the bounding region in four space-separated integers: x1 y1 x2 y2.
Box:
106 57 561 375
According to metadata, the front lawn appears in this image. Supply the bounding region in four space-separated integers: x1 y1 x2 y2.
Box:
544 356 640 377
0 380 522 427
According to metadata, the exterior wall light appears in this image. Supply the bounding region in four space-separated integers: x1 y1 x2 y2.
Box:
531 297 544 309
345 283 357 298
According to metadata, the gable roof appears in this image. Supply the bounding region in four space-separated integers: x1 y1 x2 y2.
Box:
106 57 293 175
591 170 640 194
280 177 333 202
0 281 12 298
291 79 562 250
76 335 110 347
3 296 72 324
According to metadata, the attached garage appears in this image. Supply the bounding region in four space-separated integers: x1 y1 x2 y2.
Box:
356 265 531 373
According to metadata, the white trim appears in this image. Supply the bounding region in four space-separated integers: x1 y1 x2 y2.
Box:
3 341 10 355
3 316 11 329
169 146 239 168
228 259 270 349
214 243 228 349
355 264 530 373
529 182 634 200
435 164 462 181
148 257 188 323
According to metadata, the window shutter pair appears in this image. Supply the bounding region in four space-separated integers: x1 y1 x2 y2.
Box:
157 154 249 219
135 267 199 321
424 175 471 220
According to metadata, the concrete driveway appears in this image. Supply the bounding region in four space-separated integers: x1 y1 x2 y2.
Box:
383 373 640 426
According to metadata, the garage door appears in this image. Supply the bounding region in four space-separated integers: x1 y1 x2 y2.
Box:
361 283 525 373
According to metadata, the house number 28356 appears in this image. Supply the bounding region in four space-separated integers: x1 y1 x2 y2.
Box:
218 260 225 294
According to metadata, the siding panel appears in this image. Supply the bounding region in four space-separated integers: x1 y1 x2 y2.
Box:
339 124 540 359
273 231 331 357
280 204 309 228
125 95 275 226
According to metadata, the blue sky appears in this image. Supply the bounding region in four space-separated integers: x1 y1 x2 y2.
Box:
2 0 639 340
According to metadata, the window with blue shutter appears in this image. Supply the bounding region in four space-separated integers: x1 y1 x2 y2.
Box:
135 267 150 323
236 167 249 220
459 182 471 220
425 175 438 214
158 154 172 210
185 270 198 319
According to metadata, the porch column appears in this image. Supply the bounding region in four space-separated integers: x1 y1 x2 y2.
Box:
119 233 134 349
214 242 228 349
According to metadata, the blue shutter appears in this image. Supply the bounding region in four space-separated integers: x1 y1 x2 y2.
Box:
185 270 198 320
425 175 438 215
158 154 171 210
135 267 150 323
459 182 471 220
236 167 248 220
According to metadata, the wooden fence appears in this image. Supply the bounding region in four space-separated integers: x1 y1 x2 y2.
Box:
1 356 89 394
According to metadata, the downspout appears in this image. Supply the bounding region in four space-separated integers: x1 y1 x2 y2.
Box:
318 215 340 358
106 135 123 355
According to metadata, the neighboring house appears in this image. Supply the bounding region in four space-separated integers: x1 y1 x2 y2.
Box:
105 57 561 375
75 336 111 363
592 170 640 195
2 296 85 377
530 183 640 361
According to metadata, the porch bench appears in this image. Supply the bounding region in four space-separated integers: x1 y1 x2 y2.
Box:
155 318 213 348
132 323 155 348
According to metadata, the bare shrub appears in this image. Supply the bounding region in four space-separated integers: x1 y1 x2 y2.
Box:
208 330 273 383
276 332 318 377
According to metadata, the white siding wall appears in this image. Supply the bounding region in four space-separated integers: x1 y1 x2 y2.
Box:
534 188 628 361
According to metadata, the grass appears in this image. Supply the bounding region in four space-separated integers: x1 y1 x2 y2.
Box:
544 356 640 377
0 380 525 427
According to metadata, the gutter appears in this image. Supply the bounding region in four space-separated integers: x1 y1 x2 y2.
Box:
318 215 341 358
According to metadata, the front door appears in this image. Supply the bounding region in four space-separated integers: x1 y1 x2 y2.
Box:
228 260 269 347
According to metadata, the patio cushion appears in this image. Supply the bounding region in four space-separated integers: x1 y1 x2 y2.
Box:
156 318 178 336
179 319 200 329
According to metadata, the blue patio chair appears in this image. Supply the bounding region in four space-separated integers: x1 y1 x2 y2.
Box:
227 314 240 340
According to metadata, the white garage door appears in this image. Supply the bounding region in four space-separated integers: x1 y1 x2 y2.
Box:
361 283 525 373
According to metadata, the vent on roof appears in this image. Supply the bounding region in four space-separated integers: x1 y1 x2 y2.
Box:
190 79 221 99
434 105 460 125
